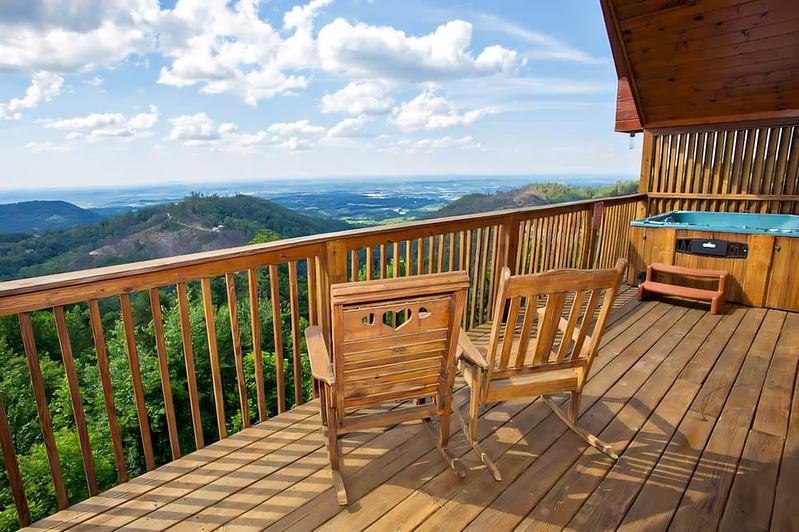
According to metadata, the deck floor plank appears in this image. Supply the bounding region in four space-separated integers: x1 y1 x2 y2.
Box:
563 307 745 532
668 310 784 532
22 296 799 532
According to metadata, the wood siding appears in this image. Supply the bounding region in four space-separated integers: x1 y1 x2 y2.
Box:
639 127 799 215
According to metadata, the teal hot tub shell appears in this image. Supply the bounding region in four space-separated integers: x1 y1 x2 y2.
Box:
631 211 799 237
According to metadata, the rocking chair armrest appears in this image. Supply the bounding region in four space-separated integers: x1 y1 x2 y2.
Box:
305 326 335 385
457 329 489 369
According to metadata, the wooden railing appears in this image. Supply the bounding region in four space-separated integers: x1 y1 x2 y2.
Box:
0 194 641 528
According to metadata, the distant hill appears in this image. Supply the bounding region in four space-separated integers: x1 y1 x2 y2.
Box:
430 181 639 218
0 194 352 281
0 200 103 233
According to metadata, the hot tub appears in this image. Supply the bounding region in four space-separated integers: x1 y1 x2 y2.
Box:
629 211 799 312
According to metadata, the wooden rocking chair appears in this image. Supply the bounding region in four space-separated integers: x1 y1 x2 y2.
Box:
456 258 628 480
306 271 475 506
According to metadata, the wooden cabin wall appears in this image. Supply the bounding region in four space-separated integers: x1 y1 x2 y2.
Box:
639 126 799 215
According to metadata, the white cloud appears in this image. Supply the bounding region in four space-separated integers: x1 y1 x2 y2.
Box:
317 19 519 82
155 0 322 105
268 120 327 137
0 0 159 73
392 90 495 132
85 76 104 87
327 115 370 138
167 113 219 142
40 105 159 146
24 141 71 152
165 113 270 153
321 81 393 115
45 113 126 130
0 71 63 120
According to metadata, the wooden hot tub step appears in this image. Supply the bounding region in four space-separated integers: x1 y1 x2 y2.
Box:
636 263 730 314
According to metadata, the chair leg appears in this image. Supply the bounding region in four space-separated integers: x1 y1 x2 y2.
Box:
568 390 580 424
324 400 348 506
542 395 619 460
453 399 501 481
423 415 468 478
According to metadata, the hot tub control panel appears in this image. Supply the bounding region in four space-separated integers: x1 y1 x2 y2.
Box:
675 238 748 258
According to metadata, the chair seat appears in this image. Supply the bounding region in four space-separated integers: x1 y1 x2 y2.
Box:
486 367 581 402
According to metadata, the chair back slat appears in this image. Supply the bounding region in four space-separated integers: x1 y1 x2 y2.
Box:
513 295 539 367
484 259 626 392
498 297 522 369
572 288 602 360
331 272 469 417
532 292 567 365
555 290 586 361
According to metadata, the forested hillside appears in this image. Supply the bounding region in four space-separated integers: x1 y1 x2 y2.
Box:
0 194 352 281
0 201 103 234
430 181 639 218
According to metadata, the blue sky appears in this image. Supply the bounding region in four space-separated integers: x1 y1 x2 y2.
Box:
0 0 642 190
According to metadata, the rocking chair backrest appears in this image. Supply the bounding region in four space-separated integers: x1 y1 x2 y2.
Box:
330 272 470 422
483 259 627 385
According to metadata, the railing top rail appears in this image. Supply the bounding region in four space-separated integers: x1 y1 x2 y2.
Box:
0 194 643 310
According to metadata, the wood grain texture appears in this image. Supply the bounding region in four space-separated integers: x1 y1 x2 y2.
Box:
226 273 250 428
18 312 69 510
201 278 227 439
0 392 30 526
248 269 268 421
177 283 204 449
88 299 127 481
54 306 99 495
288 261 303 405
269 264 286 414
120 293 156 470
149 289 181 460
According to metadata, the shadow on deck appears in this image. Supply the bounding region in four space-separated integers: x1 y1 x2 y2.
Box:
23 291 799 532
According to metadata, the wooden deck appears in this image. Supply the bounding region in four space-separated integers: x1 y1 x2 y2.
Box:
23 296 799 532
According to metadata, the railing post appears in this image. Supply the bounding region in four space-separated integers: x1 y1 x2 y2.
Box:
320 238 348 345
491 214 520 322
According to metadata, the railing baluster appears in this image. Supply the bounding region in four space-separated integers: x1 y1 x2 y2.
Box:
288 261 303 406
88 300 127 479
469 228 481 330
405 240 412 277
248 269 268 421
19 312 69 509
437 235 444 273
393 242 400 278
0 392 30 527
177 283 204 448
366 246 374 281
226 273 250 428
306 257 318 327
463 230 471 329
380 244 387 279
477 226 490 325
488 225 500 320
269 264 286 414
119 293 156 470
351 249 359 282
427 236 434 273
149 289 181 460
54 306 99 494
448 233 455 272
200 278 227 439
417 238 424 275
